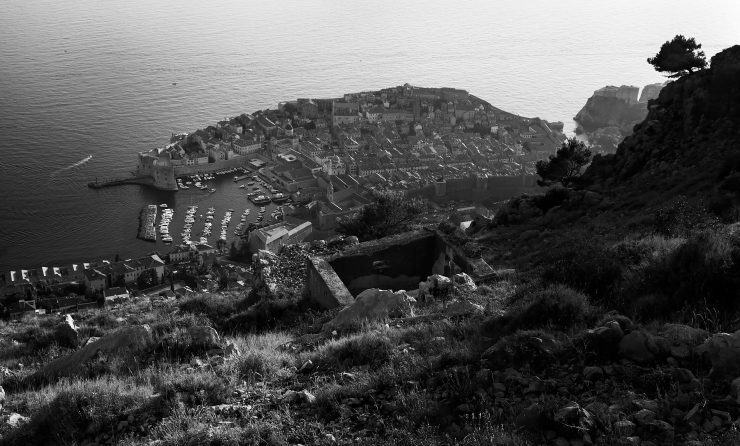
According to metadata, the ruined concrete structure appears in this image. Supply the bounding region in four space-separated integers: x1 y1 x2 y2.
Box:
305 229 495 309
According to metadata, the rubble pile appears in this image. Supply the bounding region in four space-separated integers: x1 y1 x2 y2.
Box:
251 237 352 298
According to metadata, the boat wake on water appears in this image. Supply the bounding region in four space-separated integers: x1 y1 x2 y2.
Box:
50 155 92 177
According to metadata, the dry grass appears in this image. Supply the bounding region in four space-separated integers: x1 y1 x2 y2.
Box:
303 326 397 370
3 375 154 445
221 332 294 382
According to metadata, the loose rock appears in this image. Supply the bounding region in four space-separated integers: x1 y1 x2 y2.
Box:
323 288 415 331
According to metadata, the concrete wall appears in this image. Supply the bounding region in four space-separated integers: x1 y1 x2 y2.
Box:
304 229 497 309
328 232 438 296
305 257 354 309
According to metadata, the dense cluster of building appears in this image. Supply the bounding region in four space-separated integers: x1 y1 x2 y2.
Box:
2 84 568 316
0 245 220 316
136 84 565 204
153 84 565 231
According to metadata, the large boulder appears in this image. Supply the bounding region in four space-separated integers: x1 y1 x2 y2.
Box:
188 326 221 349
32 325 153 382
618 330 667 364
55 314 79 348
704 330 740 378
482 331 563 371
280 389 316 405
660 324 709 360
323 289 415 331
553 402 596 439
418 274 452 302
582 320 624 356
444 300 484 317
4 413 30 429
515 402 546 431
452 273 477 293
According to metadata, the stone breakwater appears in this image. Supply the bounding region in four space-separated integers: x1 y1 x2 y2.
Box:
137 205 157 242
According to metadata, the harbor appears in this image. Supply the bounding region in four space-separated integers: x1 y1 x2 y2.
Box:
132 169 297 252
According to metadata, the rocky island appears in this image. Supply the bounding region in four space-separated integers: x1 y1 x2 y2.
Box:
574 83 665 153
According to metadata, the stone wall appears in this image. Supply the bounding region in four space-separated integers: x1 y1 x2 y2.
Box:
305 256 354 309
408 174 539 203
173 156 248 177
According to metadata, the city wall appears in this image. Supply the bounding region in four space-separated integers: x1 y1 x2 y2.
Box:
408 174 540 203
173 157 248 177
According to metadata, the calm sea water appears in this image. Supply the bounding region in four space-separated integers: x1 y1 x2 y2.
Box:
0 0 737 271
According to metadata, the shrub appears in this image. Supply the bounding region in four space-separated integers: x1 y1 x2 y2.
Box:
462 241 483 258
178 293 246 329
146 407 288 446
506 285 596 332
476 285 494 296
654 196 719 237
629 229 740 319
306 329 395 370
610 235 685 268
84 312 122 330
222 333 294 382
224 298 300 333
541 241 622 302
154 368 230 407
3 377 152 445
483 329 568 371
533 186 571 212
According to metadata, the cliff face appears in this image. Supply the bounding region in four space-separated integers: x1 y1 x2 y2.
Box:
575 95 646 134
480 46 740 268
585 45 740 206
574 84 663 153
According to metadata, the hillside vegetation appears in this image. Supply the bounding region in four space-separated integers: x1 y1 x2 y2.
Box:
2 45 740 446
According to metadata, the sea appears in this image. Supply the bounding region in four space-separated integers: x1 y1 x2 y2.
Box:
0 0 737 271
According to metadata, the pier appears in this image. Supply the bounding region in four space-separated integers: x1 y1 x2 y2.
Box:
88 176 154 189
233 173 254 182
138 205 157 242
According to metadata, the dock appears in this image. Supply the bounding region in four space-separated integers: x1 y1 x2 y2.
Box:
88 176 154 189
233 173 253 182
137 205 157 242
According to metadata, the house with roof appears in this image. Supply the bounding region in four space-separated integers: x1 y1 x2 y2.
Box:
366 107 384 123
104 287 130 302
297 99 319 119
254 115 278 137
168 244 194 263
87 254 166 292
231 138 262 156
248 220 313 254
272 163 318 192
194 243 216 265
84 268 107 295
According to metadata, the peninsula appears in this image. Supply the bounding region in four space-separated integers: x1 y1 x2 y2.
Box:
129 84 566 194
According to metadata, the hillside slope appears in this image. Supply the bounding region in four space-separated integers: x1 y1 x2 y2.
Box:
585 45 740 203
478 45 740 269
